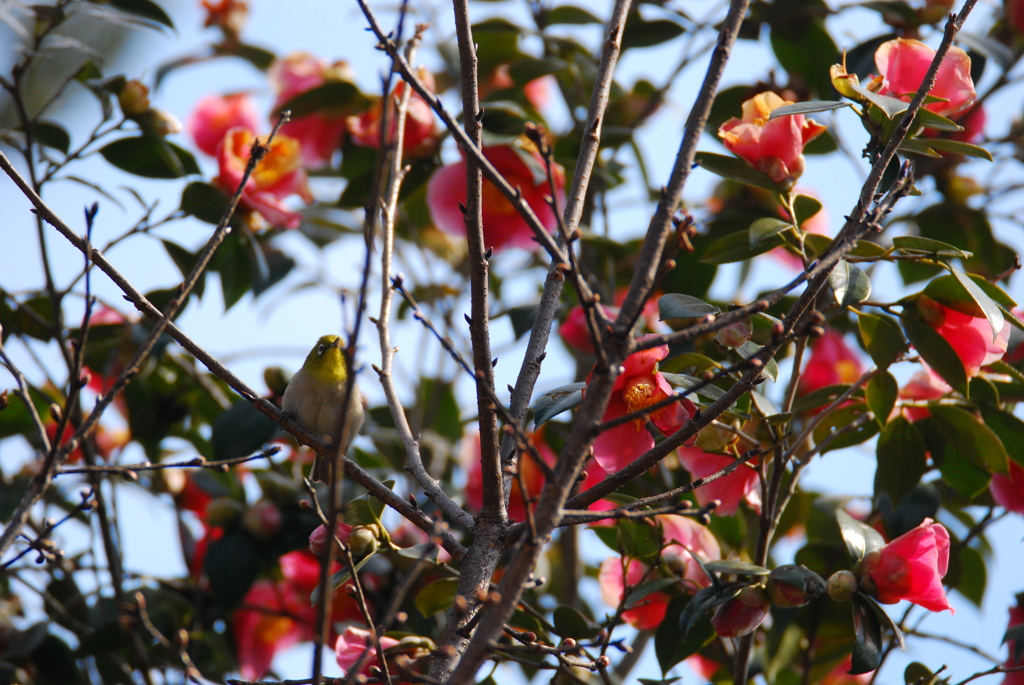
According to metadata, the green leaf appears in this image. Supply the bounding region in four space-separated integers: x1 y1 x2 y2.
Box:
619 519 661 563
851 595 884 674
923 138 993 161
867 371 898 426
545 5 602 24
979 406 1024 468
26 121 71 154
749 217 794 249
110 0 173 28
768 100 851 119
849 81 910 118
900 312 967 395
704 560 770 576
508 56 568 84
657 593 717 673
99 136 200 179
212 42 277 71
553 605 602 639
700 229 785 265
830 260 871 308
949 266 1005 341
622 17 685 49
181 181 231 225
737 341 779 382
661 374 727 402
945 545 986 607
415 577 459 618
791 384 859 413
892 236 972 259
532 382 586 427
898 137 941 159
658 293 720 320
874 416 927 506
275 80 372 118
930 404 1010 475
924 418 991 499
694 151 780 192
794 194 823 225
857 312 906 369
210 400 279 461
835 509 886 564
508 305 537 340
813 402 879 452
625 578 680 609
310 554 373 605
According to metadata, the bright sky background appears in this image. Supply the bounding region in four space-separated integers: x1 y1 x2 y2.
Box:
2 0 1023 683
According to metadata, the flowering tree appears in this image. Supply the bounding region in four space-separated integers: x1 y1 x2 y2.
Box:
2 0 1024 684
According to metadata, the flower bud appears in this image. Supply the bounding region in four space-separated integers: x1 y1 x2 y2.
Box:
118 80 150 116
711 585 771 638
716 320 753 348
826 570 859 602
830 63 862 100
347 525 380 560
204 497 245 528
766 564 826 608
264 366 291 397
309 520 354 557
242 499 282 540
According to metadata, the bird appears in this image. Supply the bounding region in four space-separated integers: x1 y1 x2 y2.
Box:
282 334 364 485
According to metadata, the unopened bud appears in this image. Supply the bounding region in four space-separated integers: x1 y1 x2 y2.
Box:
716 319 753 348
263 366 290 396
711 585 771 638
309 520 354 556
118 80 150 116
242 499 282 540
347 526 380 559
826 570 858 602
49 403 63 423
766 564 826 608
205 497 246 528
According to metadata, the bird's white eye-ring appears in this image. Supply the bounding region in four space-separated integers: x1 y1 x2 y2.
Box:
317 343 326 356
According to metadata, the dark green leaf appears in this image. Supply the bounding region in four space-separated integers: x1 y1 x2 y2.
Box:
212 42 277 70
850 595 884 674
657 594 716 674
901 312 967 395
625 578 680 609
830 260 871 308
850 81 909 118
861 593 905 651
791 384 858 413
418 378 463 442
508 305 537 340
700 229 785 265
867 371 898 426
768 100 851 119
660 373 727 402
28 121 71 154
704 560 770 576
924 138 993 161
553 605 603 639
794 194 823 225
533 382 586 427
749 217 794 249
930 404 1009 475
874 416 927 506
858 312 906 369
110 0 173 28
415 578 459 617
945 545 986 607
979 406 1024 469
210 400 279 461
275 80 372 118
31 634 85 685
546 5 603 24
835 509 886 564
924 418 991 499
622 17 685 49
203 528 261 611
181 181 231 225
737 341 779 382
619 519 661 563
892 236 971 259
658 293 720 320
770 18 837 97
508 56 568 84
694 152 780 192
310 554 373 605
99 136 200 179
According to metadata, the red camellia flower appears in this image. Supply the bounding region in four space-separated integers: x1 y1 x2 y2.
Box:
308 520 355 556
599 557 671 629
216 126 313 229
718 92 827 186
232 578 306 680
918 297 1010 377
188 93 262 157
875 38 975 117
201 0 248 39
990 460 1024 515
335 625 401 674
559 304 618 355
347 69 439 159
426 144 565 252
859 519 954 613
677 447 761 516
711 585 771 638
1002 596 1024 685
588 341 697 474
269 52 354 168
798 330 864 396
898 368 950 422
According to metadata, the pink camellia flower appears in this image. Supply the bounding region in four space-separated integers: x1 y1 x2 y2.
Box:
188 93 262 157
588 341 697 474
482 64 553 110
798 330 864 396
1002 596 1024 685
216 126 313 229
335 625 401 674
598 515 720 629
426 144 565 252
201 0 248 39
898 368 950 422
718 91 827 186
874 38 975 117
559 304 618 355
232 579 306 680
918 297 1010 377
677 447 761 516
308 520 355 556
859 518 954 613
711 585 772 637
347 69 439 159
990 460 1024 515
269 52 354 168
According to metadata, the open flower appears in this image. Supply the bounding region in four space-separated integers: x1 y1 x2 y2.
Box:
875 38 975 117
918 297 1009 377
599 557 671 629
216 126 313 229
426 144 564 252
859 519 953 613
232 579 306 680
677 447 761 516
588 341 697 474
347 68 438 158
718 92 827 186
798 330 865 396
898 368 950 422
188 93 262 157
990 460 1024 515
269 52 354 168
559 304 617 355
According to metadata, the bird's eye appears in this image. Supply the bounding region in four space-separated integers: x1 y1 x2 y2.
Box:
317 344 326 356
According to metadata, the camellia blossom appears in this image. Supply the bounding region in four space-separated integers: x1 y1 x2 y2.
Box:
918 298 1010 377
347 69 439 158
599 557 671 629
1002 596 1024 685
875 38 975 117
990 460 1024 515
718 91 827 186
798 330 865 396
188 93 262 157
859 518 954 613
559 304 617 355
269 52 354 168
711 585 771 637
898 368 950 422
216 126 313 229
677 447 761 516
232 579 306 680
335 625 401 674
426 144 565 252
588 342 697 474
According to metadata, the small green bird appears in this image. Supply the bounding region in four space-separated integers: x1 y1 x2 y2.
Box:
282 335 364 485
